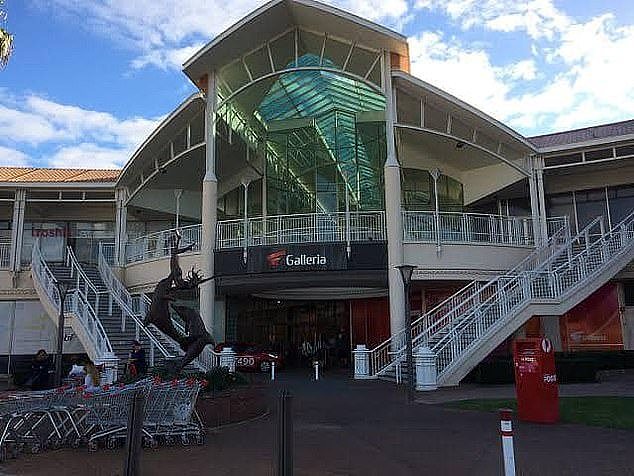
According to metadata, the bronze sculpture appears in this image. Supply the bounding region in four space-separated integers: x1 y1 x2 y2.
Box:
143 231 214 372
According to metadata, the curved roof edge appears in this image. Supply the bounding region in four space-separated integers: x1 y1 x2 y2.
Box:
117 93 205 187
393 70 537 154
183 0 408 83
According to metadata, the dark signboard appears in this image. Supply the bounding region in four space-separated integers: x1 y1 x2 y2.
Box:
214 241 387 276
247 243 348 273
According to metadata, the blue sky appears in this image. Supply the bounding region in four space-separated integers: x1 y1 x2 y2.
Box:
1 0 633 169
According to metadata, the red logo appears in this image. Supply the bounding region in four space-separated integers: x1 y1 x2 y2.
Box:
266 250 286 268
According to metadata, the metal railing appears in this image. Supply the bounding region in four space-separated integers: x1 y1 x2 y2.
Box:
0 242 10 269
432 210 634 382
31 240 116 369
100 245 220 371
217 211 386 249
97 245 174 365
403 211 539 246
125 224 201 264
134 294 221 372
100 242 116 265
365 215 572 377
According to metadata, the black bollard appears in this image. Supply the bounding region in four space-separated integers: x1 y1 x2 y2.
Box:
124 389 146 476
276 389 293 476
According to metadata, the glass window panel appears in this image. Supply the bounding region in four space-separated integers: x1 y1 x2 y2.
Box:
545 153 582 166
423 102 447 132
615 144 634 157
270 30 295 70
585 148 613 161
608 184 634 224
396 89 420 126
547 192 576 231
323 37 350 69
575 188 607 230
244 46 273 79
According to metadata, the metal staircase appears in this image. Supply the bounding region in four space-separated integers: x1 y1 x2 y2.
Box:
32 241 221 378
97 246 220 372
367 210 634 387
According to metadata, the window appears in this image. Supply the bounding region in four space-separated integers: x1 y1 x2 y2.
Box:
624 282 634 306
401 168 432 211
574 188 607 230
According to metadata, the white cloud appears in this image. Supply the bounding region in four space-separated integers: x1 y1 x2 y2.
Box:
47 143 127 169
46 0 412 71
416 0 570 40
0 146 31 167
0 93 161 168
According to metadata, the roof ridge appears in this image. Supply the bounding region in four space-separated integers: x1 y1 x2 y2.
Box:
529 118 634 139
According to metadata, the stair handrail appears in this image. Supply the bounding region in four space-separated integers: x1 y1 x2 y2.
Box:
96 245 173 359
137 293 222 372
32 240 115 362
432 209 634 381
368 219 571 374
65 246 103 308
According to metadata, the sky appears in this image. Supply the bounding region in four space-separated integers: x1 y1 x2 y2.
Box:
1 0 633 170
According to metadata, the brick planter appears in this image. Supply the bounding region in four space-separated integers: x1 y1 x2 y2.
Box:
196 385 270 428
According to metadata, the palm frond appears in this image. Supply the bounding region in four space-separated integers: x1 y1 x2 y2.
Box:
0 27 13 68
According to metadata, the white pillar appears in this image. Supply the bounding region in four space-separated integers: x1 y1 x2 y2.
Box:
535 156 548 242
414 346 437 391
382 51 405 343
200 72 218 337
352 344 370 379
9 188 26 274
220 346 236 373
114 188 128 267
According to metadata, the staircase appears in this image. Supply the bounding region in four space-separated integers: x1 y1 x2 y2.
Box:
32 241 220 378
366 210 634 387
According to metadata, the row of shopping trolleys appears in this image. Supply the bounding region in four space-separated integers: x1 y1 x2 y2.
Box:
0 377 205 460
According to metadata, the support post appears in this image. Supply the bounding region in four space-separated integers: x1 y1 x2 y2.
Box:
9 188 26 275
352 344 370 379
535 156 548 243
382 50 405 346
114 188 128 267
276 390 293 476
430 168 441 254
414 346 437 391
124 388 146 476
201 72 218 337
499 409 516 476
242 180 250 263
220 346 236 373
174 189 183 231
528 157 542 246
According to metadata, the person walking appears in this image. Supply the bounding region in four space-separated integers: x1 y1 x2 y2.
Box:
128 340 147 376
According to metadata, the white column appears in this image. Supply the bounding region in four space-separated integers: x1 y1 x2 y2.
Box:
200 72 218 337
535 156 548 242
9 188 26 274
527 156 542 246
114 188 128 267
382 51 405 343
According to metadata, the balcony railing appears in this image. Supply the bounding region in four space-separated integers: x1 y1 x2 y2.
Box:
125 224 201 264
216 211 386 249
404 211 549 247
0 242 10 269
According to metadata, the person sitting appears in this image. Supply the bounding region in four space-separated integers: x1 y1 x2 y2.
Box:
28 349 52 390
128 340 147 377
83 360 101 392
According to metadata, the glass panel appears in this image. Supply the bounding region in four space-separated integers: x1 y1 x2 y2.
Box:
575 188 607 230
402 168 432 211
547 192 576 232
396 89 420 126
608 184 634 225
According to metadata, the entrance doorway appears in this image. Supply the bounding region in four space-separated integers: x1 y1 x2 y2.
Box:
228 298 351 369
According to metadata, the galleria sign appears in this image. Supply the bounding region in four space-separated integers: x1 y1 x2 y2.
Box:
266 249 327 268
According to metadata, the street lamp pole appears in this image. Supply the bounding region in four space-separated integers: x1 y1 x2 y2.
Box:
54 279 71 388
396 264 416 403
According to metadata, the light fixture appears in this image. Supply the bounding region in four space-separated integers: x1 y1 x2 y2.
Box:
455 141 465 150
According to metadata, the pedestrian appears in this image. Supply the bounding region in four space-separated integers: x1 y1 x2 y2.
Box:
83 360 101 392
28 349 52 390
128 340 147 377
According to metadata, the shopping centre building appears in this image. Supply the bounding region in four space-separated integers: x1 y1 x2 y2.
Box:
1 0 633 386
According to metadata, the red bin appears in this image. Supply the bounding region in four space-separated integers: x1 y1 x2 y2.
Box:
513 337 559 423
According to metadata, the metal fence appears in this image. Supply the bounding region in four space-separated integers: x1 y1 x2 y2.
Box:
216 211 386 249
125 224 201 264
403 211 536 246
0 242 10 269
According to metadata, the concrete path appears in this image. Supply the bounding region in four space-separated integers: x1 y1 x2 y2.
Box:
2 371 632 475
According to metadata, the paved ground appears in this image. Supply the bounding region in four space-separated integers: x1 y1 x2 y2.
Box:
2 370 633 475
416 369 634 404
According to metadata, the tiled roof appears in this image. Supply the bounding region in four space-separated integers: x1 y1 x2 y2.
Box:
0 167 120 183
529 119 634 149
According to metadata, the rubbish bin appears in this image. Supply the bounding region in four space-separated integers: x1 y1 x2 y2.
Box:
513 337 559 423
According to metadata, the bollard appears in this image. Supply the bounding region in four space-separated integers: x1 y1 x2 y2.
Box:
271 361 276 381
124 389 146 476
499 409 516 476
313 360 319 381
276 390 293 476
